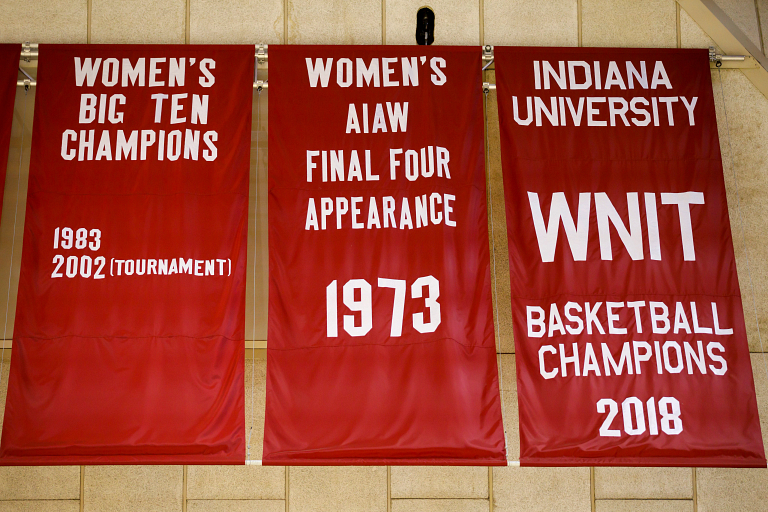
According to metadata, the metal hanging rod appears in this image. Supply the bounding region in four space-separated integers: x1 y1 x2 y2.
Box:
18 43 495 62
16 77 498 90
15 79 270 89
16 44 496 89
17 42 272 88
17 43 749 89
18 42 269 61
19 43 749 64
709 46 746 67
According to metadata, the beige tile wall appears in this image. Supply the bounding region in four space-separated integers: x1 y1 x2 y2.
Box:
83 465 183 511
0 0 87 44
190 0 284 44
285 0 382 44
391 466 488 499
0 1 767 511
493 466 592 511
90 0 186 43
186 465 285 500
484 0 578 46
288 467 387 511
581 0 677 48
594 467 693 500
713 0 762 48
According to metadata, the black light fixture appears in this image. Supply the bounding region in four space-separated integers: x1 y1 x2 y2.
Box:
416 7 435 45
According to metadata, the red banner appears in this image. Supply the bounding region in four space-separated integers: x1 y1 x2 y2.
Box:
0 45 252 464
265 46 506 465
0 45 20 223
496 47 765 467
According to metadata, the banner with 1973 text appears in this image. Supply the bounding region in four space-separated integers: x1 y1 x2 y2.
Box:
265 45 506 465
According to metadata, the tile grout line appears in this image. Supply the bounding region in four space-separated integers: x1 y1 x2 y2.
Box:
488 466 493 512
577 0 582 47
185 0 191 44
387 499 513 502
79 466 84 512
590 467 596 512
182 465 187 512
285 466 290 512
87 0 92 44
692 468 698 511
596 499 697 502
382 0 386 45
284 0 288 44
387 466 391 512
676 2 682 49
479 0 484 46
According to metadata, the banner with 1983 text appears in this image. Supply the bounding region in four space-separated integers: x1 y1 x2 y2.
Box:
0 45 253 464
496 47 765 467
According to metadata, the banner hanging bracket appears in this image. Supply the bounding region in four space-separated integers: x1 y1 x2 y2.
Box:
482 45 494 71
709 46 748 68
18 66 34 91
256 44 268 70
20 42 37 62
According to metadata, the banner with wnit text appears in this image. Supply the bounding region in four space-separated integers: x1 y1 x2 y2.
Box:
265 46 506 465
0 45 252 464
497 47 765 467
